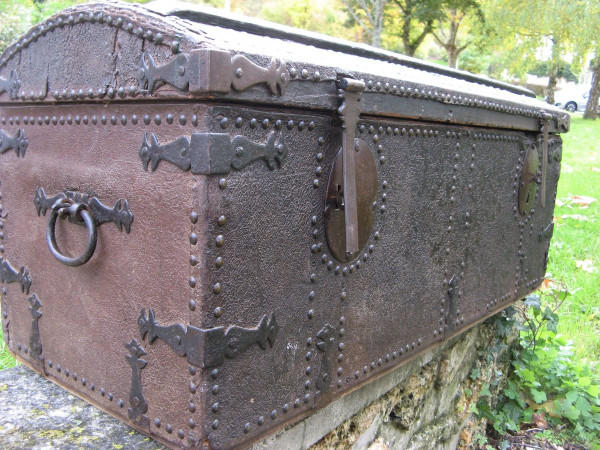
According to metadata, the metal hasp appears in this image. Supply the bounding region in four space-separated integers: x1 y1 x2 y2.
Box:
337 78 365 258
540 112 552 208
326 78 377 262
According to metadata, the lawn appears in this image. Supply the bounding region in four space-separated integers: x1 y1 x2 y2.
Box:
548 114 600 363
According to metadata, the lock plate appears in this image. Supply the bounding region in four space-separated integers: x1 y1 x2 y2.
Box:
325 138 378 262
518 143 540 216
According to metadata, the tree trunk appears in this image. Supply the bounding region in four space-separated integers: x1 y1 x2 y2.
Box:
448 47 459 68
584 57 600 120
546 39 560 105
546 65 558 105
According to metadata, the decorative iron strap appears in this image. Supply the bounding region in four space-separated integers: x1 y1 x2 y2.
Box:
28 293 43 361
34 188 134 233
139 131 287 174
0 129 28 158
0 257 32 294
137 49 289 96
138 308 279 369
0 69 20 100
539 223 554 242
315 324 336 394
125 339 149 428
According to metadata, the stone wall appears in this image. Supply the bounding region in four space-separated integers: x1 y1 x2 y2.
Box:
256 310 520 449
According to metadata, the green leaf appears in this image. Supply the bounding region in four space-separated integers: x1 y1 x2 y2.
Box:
587 384 600 397
566 390 579 403
524 294 541 310
575 396 592 417
480 384 492 398
555 399 581 421
520 368 537 384
530 388 547 404
470 367 481 380
578 376 591 387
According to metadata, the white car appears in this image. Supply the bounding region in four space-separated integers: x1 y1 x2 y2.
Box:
553 85 597 112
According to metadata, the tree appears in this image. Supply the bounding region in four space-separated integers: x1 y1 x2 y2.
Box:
579 1 600 119
339 0 389 47
479 0 582 103
391 0 440 57
431 0 483 69
583 54 600 119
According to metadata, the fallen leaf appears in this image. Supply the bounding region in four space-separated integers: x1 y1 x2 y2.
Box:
540 278 559 291
575 260 596 273
561 214 589 221
532 411 548 429
572 195 597 208
592 167 600 172
555 199 565 207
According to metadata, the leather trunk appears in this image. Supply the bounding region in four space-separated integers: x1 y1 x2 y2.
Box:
0 2 568 448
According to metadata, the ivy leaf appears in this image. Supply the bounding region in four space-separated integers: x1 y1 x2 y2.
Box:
530 388 547 404
524 294 541 310
480 384 492 398
470 367 481 380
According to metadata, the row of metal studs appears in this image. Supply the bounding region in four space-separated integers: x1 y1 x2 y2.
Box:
243 117 321 436
361 79 551 121
0 8 179 69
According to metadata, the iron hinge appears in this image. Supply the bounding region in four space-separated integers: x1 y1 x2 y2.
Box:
137 49 289 96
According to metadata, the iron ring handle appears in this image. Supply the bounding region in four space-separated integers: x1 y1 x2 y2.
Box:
46 200 98 267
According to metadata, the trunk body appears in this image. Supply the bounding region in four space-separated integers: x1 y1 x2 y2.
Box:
0 2 569 449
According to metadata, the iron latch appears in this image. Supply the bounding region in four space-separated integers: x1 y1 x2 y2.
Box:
337 78 365 257
325 78 378 262
540 112 552 208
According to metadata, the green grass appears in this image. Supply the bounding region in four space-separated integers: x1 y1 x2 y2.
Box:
0 324 17 370
547 114 600 363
